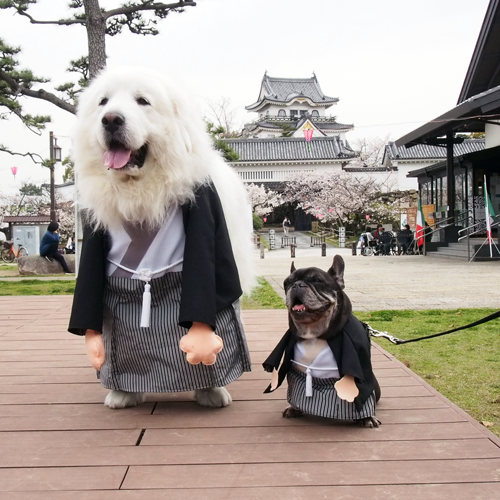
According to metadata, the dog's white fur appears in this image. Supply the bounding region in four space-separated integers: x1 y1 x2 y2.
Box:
74 67 255 409
73 66 254 293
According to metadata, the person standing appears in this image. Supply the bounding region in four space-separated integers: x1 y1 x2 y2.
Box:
40 221 71 274
283 217 291 236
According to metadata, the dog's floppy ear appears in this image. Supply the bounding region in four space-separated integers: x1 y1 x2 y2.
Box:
327 255 345 289
290 261 296 274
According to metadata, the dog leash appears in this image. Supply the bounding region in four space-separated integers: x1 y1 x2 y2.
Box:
363 310 500 345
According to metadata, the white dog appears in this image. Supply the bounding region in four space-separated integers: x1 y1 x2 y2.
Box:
70 67 254 409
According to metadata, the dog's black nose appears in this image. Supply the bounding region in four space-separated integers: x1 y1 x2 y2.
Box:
102 113 125 134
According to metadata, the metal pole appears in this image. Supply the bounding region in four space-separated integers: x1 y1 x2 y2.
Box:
49 131 56 223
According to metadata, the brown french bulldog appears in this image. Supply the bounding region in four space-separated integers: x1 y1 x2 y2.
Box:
263 255 381 428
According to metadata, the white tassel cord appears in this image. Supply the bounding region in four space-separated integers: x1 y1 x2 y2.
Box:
305 367 313 397
291 360 335 398
107 258 183 329
140 283 151 328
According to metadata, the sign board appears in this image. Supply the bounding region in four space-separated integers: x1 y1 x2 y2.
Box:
406 207 417 230
311 221 319 233
338 227 346 248
423 204 435 227
269 229 275 250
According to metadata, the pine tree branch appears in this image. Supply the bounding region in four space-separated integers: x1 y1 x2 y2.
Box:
0 145 44 164
104 1 196 20
6 1 196 24
0 69 76 115
13 10 85 26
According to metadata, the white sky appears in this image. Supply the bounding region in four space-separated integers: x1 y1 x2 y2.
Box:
0 0 490 193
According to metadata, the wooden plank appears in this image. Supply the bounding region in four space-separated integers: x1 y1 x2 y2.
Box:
122 459 500 489
0 407 467 431
141 421 487 446
6 483 500 500
0 438 498 468
0 366 94 376
0 429 142 448
0 374 99 385
0 466 127 492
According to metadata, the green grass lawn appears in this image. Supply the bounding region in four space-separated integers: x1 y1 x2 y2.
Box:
241 277 286 309
0 264 17 271
355 308 500 438
0 279 76 295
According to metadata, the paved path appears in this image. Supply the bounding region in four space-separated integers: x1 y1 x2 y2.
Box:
1 297 499 498
257 232 500 311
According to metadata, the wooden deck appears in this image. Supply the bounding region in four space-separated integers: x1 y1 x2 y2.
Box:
0 296 499 499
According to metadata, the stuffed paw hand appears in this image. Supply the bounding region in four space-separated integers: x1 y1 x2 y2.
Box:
85 329 105 370
179 322 223 365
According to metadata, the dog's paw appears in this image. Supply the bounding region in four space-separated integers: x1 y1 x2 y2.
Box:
356 416 381 428
104 390 145 409
194 387 232 408
282 406 303 418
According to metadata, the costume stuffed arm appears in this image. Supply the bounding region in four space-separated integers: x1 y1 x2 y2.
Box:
68 223 109 369
262 329 294 393
179 182 242 365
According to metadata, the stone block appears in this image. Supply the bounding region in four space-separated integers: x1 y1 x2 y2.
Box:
18 255 76 276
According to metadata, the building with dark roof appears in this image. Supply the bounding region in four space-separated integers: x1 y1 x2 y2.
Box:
242 73 353 140
225 136 357 189
382 140 485 191
395 0 500 245
0 215 52 256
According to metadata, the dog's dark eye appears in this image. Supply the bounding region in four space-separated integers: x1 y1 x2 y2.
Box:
99 98 108 106
136 97 150 106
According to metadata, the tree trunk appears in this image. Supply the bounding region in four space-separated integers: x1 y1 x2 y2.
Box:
83 0 107 79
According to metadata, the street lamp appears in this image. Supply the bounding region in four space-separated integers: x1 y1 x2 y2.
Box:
49 131 62 223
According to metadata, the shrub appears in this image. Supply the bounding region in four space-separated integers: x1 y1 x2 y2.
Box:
253 213 263 231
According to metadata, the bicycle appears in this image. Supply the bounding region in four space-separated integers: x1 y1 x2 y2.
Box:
1 238 28 263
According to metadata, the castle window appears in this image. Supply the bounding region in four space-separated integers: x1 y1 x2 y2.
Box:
311 110 319 117
290 110 298 119
278 109 286 117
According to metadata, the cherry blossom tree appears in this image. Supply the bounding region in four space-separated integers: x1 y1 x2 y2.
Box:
284 171 381 225
245 183 283 217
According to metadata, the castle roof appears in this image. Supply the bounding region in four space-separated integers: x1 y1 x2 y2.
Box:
245 74 338 112
223 136 356 163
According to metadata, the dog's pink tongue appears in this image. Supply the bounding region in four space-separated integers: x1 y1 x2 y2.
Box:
293 304 306 312
103 148 131 169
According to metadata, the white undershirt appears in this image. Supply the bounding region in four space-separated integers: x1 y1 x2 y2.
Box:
293 339 340 379
106 205 185 279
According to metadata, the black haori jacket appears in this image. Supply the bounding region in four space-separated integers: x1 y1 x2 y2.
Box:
68 182 242 335
263 315 375 412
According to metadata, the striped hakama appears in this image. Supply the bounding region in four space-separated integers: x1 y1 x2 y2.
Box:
99 272 251 393
287 367 377 420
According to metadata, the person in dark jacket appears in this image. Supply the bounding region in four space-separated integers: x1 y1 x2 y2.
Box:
40 221 71 273
397 224 413 254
